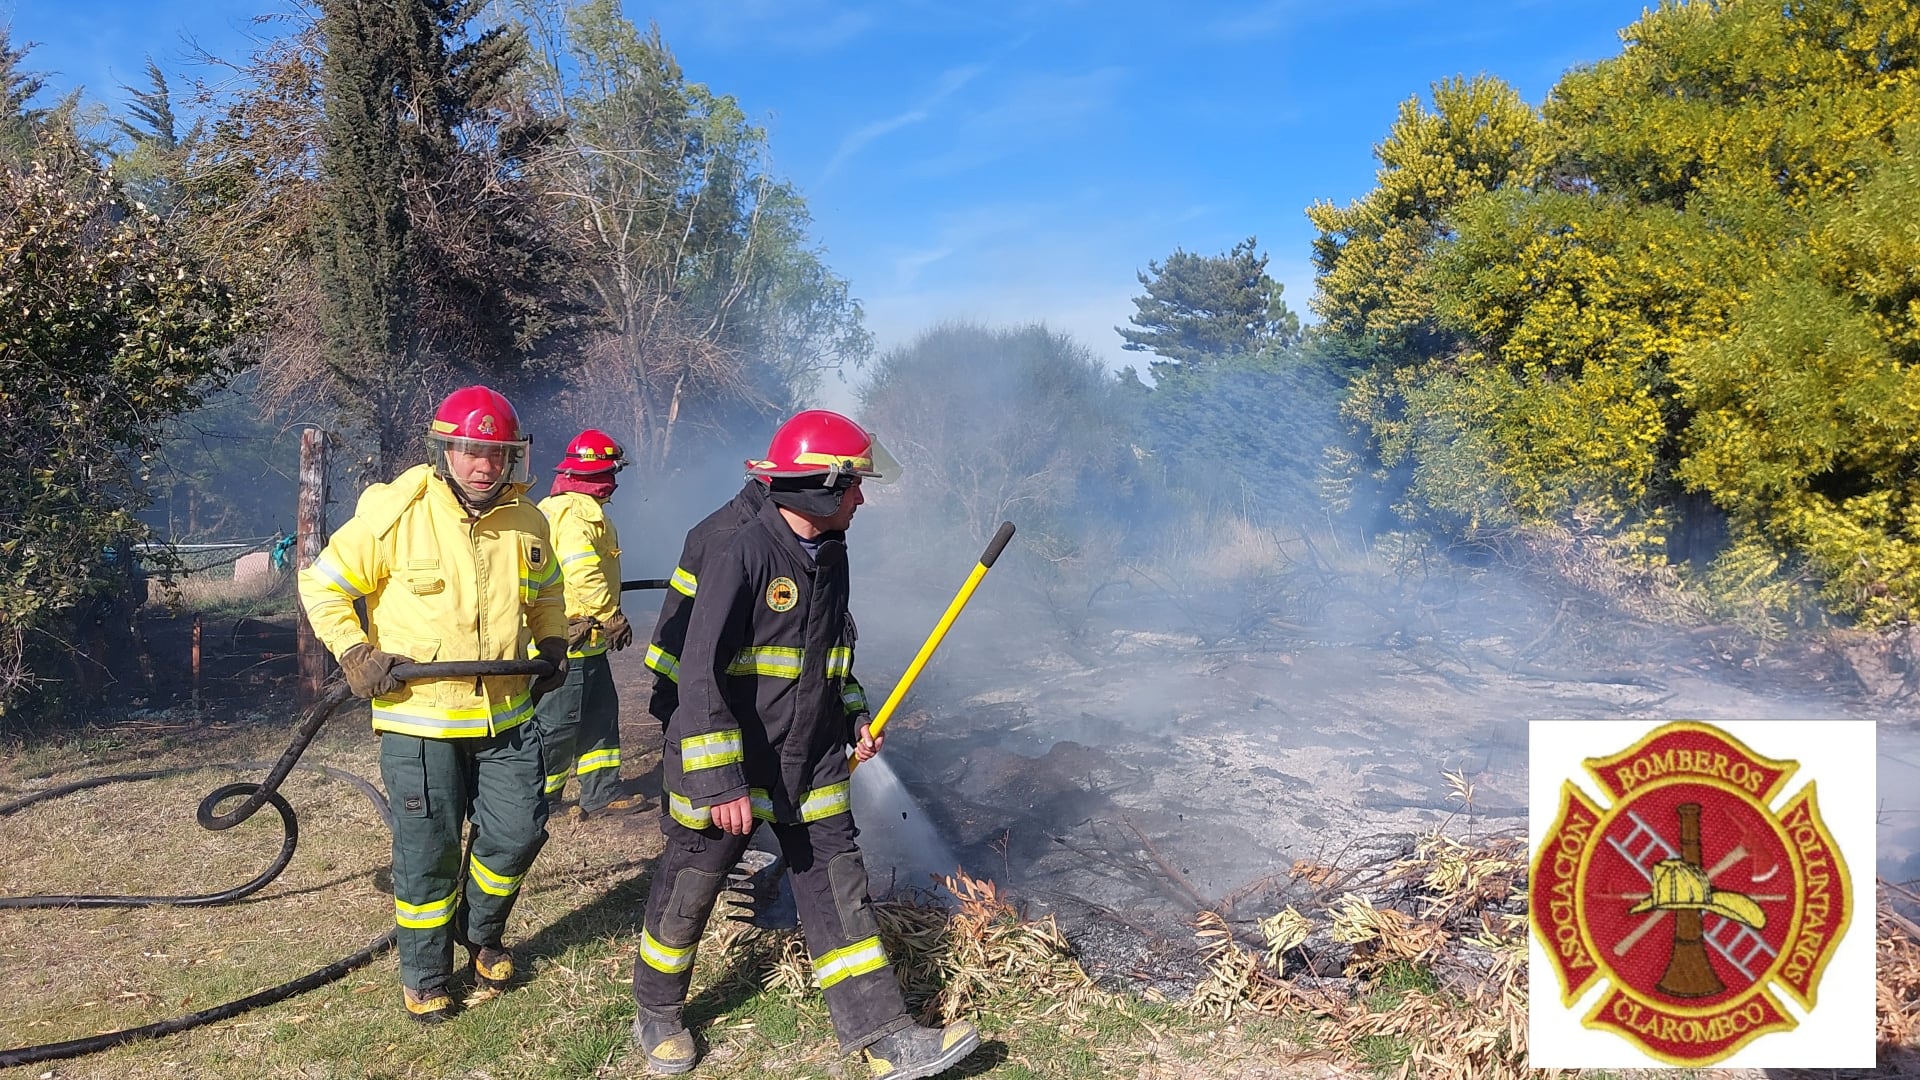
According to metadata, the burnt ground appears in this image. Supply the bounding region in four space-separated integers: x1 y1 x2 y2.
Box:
743 559 1920 1003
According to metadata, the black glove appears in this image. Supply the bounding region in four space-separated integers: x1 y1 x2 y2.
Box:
566 616 596 650
602 611 634 652
340 643 408 699
533 636 569 697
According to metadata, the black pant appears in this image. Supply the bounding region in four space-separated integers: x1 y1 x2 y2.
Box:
632 813 912 1052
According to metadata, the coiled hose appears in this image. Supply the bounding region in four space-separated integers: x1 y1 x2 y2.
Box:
0 658 552 1068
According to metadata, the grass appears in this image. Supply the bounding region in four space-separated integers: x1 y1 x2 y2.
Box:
0 703 1349 1080
146 560 298 621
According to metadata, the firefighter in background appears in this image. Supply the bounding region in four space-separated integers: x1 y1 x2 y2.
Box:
631 410 982 1080
535 429 645 820
298 385 570 1023
644 418 877 811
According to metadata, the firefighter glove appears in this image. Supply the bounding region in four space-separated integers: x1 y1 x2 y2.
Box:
566 616 597 650
602 611 634 652
533 637 569 697
340 643 408 699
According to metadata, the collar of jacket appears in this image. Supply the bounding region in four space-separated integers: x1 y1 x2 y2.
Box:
430 469 529 522
755 498 846 571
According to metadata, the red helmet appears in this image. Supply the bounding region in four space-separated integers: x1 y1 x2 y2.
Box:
746 410 896 486
428 385 531 485
558 428 627 476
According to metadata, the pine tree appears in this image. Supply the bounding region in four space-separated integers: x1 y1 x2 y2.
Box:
312 0 562 474
1116 236 1300 379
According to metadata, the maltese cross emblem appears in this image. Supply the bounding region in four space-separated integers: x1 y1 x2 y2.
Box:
1530 721 1851 1065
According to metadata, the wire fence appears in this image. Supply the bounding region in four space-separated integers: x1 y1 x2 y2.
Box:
137 536 297 581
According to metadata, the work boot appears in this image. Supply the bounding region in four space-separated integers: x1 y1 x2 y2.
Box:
467 944 514 1004
633 1006 697 1075
860 1021 981 1080
578 792 647 820
402 985 453 1025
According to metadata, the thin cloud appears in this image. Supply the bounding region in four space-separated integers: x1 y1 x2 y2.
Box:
658 0 878 54
821 61 987 182
823 109 932 181
890 245 956 289
908 65 1125 178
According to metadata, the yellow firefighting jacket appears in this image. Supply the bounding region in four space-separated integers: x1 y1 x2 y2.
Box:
537 490 622 659
298 463 566 738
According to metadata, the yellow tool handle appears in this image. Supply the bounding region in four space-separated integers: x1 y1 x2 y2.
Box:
854 521 1015 768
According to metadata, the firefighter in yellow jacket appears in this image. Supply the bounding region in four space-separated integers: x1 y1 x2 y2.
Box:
298 385 569 1023
534 429 644 819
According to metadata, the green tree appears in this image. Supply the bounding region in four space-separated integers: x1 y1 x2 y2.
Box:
1676 134 1920 622
1117 236 1300 377
0 132 248 715
111 60 197 219
517 0 868 468
1334 0 1920 623
0 30 49 166
1130 347 1349 520
1306 75 1548 359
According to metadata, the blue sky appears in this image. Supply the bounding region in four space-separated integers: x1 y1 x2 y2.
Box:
6 0 1643 398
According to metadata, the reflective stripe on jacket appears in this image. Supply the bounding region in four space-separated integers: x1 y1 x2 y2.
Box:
666 499 857 821
538 490 622 659
298 463 567 738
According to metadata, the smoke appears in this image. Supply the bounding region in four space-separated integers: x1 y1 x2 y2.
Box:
522 324 1918 931
773 323 1920 935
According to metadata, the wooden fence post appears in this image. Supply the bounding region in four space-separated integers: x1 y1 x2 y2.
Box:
295 428 330 700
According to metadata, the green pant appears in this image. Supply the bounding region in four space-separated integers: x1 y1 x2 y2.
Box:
378 724 549 992
532 652 625 811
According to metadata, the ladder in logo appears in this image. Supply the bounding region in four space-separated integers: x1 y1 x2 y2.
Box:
1703 909 1775 981
1606 809 1778 979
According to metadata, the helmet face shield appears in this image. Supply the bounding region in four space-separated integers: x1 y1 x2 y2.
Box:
792 433 899 485
860 434 900 484
429 432 532 489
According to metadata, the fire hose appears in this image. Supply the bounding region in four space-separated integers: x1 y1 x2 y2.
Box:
0 658 552 1069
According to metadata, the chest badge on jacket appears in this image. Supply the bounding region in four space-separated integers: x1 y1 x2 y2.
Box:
765 577 798 612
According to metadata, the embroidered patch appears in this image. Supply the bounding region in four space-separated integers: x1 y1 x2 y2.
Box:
1530 721 1853 1066
765 577 797 612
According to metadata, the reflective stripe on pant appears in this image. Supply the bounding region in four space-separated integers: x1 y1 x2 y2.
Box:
631 813 911 1052
379 726 550 992
533 652 625 810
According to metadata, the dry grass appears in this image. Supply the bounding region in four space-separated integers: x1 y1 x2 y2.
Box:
716 867 1101 1029
1188 771 1920 1079
1882 882 1920 1048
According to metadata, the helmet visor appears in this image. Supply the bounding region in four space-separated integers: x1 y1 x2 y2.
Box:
861 434 900 483
429 433 532 488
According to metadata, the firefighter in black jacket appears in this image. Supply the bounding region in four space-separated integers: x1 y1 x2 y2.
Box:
644 468 876 789
631 411 981 1080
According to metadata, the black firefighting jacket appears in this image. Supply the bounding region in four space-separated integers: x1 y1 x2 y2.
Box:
664 499 865 827
645 480 764 723
647 481 870 743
